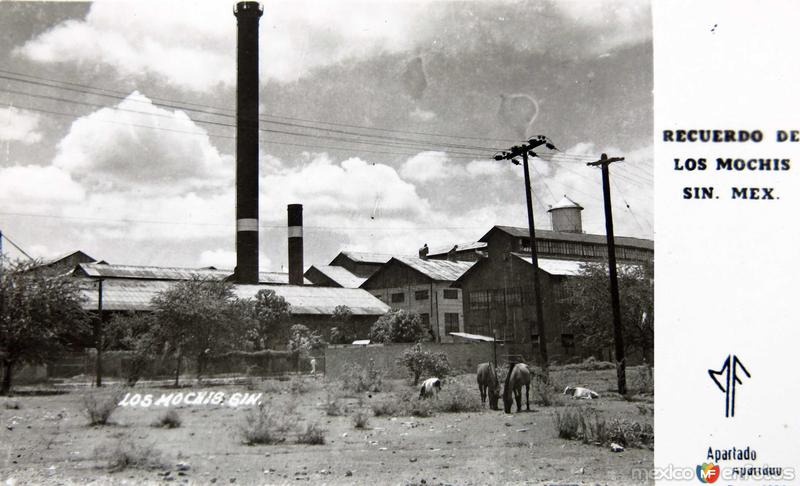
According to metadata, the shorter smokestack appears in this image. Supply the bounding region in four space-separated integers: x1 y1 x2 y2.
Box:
288 204 303 285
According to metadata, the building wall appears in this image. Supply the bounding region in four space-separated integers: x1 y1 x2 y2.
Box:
459 255 578 362
325 342 494 379
361 262 464 343
485 229 654 263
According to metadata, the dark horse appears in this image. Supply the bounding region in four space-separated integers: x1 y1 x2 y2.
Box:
476 362 500 410
502 362 531 413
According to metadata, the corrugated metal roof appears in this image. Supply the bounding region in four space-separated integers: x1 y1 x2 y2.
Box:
512 254 641 276
481 225 654 250
392 256 475 282
338 251 394 264
75 263 309 284
307 265 366 288
426 241 487 256
78 278 388 315
234 285 389 315
548 195 584 211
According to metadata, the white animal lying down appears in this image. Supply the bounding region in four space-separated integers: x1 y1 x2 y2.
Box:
419 377 442 399
563 386 600 399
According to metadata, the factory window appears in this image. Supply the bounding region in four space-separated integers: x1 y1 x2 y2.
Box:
530 334 539 345
420 313 430 327
414 290 429 301
444 313 460 334
391 292 405 303
469 290 490 310
443 289 459 300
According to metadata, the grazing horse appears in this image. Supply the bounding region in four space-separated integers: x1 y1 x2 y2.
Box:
476 362 500 410
502 363 531 413
419 377 442 399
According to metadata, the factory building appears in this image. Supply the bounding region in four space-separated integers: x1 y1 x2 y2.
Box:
359 257 475 343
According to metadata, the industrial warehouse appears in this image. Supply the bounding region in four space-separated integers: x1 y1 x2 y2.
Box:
0 0 655 483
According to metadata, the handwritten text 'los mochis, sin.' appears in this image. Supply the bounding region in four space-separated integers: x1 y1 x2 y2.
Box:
118 391 262 408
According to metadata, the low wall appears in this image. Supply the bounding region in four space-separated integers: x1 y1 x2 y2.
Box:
325 342 496 380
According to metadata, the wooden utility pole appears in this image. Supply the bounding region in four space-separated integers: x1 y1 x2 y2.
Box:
494 136 557 370
95 278 104 387
587 153 627 395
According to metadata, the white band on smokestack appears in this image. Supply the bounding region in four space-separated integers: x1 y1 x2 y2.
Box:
288 226 303 238
237 218 259 232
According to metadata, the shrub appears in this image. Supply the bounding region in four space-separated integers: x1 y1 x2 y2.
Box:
3 400 20 410
83 391 123 426
371 398 402 417
103 440 165 472
297 422 326 445
432 382 482 413
289 376 309 395
563 356 616 371
341 360 384 393
240 403 296 445
409 400 433 418
398 343 451 385
369 309 425 343
632 366 654 395
352 410 370 429
152 410 181 429
325 393 345 416
554 407 583 440
608 417 654 448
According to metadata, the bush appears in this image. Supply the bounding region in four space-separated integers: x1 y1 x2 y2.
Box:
369 309 425 343
240 403 296 445
83 391 123 426
432 382 482 413
409 400 433 418
152 410 181 429
553 407 652 449
103 440 165 472
563 356 616 371
297 422 326 445
371 398 402 417
608 417 654 448
289 376 309 395
341 360 384 393
554 407 583 440
352 410 370 429
398 343 451 385
325 392 345 416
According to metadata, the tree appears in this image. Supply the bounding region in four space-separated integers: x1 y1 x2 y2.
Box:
151 278 246 385
398 343 451 385
561 259 654 366
369 309 425 344
329 305 354 344
246 289 292 350
104 312 161 386
0 259 88 394
287 324 325 355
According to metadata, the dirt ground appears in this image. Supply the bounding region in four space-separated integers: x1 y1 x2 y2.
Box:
0 366 653 485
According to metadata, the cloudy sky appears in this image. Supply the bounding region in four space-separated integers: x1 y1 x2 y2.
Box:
0 0 652 271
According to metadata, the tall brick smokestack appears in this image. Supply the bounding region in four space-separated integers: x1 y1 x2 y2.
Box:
233 1 262 284
287 204 303 285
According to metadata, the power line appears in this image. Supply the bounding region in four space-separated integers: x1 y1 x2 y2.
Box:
0 230 34 260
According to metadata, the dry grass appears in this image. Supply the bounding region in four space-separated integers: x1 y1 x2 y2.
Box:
240 402 297 445
82 391 123 426
352 410 370 429
102 439 165 472
152 409 182 428
297 422 326 445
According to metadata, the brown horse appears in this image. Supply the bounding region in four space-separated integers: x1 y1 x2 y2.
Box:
502 363 531 413
476 362 500 410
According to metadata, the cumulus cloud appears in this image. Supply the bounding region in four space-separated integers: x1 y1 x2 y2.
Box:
263 153 429 219
400 151 450 182
53 91 231 195
0 165 84 211
16 0 424 90
0 107 43 144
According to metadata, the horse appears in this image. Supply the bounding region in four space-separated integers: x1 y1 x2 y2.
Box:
419 377 442 399
564 386 599 399
502 363 531 413
476 362 500 410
